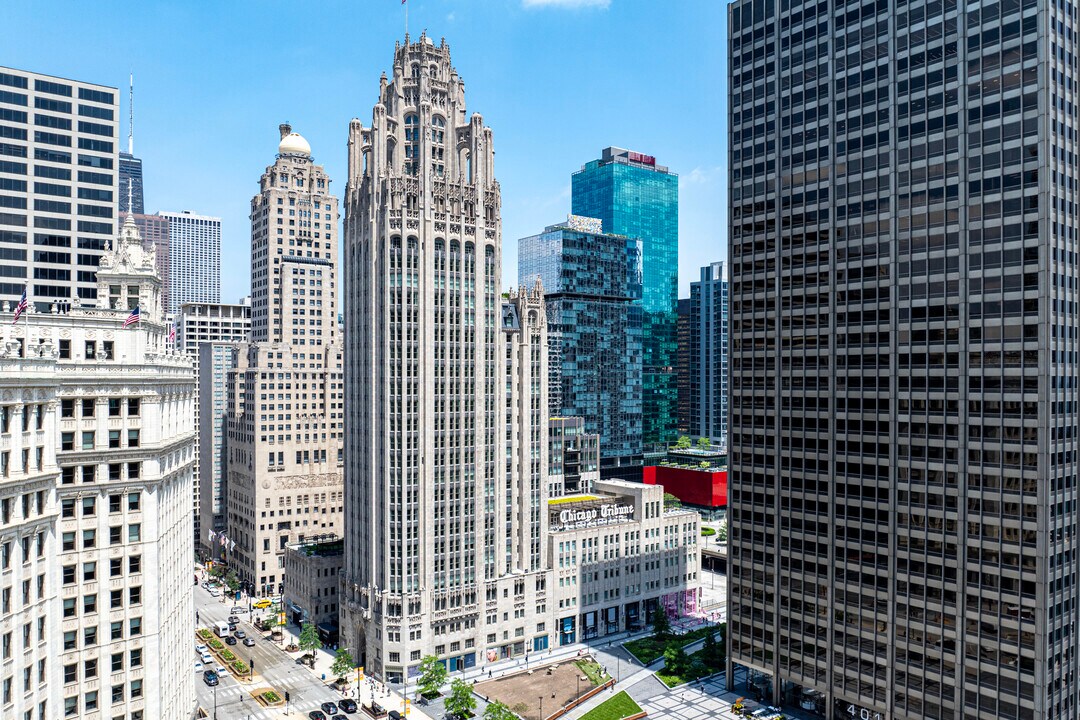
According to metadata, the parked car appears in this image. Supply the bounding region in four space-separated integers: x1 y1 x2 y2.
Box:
200 652 213 664
215 663 228 675
243 636 256 647
338 699 357 713
234 629 246 639
321 702 339 715
388 711 402 720
194 661 204 672
203 670 219 687
308 712 327 720
209 588 222 597
195 643 207 653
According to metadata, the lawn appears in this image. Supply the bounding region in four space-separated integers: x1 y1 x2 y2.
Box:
578 691 643 720
623 626 717 664
574 658 610 686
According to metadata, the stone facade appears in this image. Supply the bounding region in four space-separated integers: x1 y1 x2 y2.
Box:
283 539 343 631
0 214 196 719
226 126 343 597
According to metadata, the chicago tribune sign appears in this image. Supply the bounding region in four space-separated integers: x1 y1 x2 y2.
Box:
554 502 635 528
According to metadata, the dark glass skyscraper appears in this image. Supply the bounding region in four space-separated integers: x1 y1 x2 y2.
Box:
118 151 144 213
727 1 1078 719
572 147 678 450
519 215 643 472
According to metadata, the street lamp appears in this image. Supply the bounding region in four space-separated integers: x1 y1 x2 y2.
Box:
213 684 218 720
539 695 544 720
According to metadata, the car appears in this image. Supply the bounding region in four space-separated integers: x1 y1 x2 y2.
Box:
194 661 204 672
234 629 246 639
209 588 222 597
200 652 213 664
215 663 228 675
243 636 256 647
202 670 219 687
195 643 207 653
253 598 272 609
388 711 402 720
338 699 357 714
308 712 326 720
228 615 239 624
321 702 339 715
231 605 246 614
333 715 347 720
225 636 237 645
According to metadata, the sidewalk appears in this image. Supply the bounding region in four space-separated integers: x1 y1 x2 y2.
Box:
566 633 715 719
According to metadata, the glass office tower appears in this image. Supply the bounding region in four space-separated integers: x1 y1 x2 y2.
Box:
727 1 1078 719
519 216 644 472
572 147 679 451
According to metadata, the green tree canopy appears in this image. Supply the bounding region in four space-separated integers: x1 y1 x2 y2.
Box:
675 435 692 449
697 436 711 449
717 519 728 543
331 648 355 680
298 621 322 663
483 700 516 720
651 607 672 638
444 678 477 718
417 655 448 698
663 492 682 509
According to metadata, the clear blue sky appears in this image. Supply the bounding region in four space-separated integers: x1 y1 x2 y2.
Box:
2 0 726 302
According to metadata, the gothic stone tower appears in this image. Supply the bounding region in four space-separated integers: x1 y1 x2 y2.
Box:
342 34 553 682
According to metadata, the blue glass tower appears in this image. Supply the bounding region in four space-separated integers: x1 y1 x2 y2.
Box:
572 147 679 451
519 216 643 472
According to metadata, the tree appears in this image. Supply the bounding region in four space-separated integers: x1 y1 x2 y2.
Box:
663 492 682 509
675 435 692 450
416 655 448 698
224 570 240 593
650 607 672 638
703 631 722 667
298 621 322 665
697 436 711 449
444 678 477 719
331 648 355 681
663 645 689 676
484 701 516 720
717 519 728 544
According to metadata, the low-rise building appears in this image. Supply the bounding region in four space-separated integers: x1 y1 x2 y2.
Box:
283 537 343 643
643 447 728 520
547 479 700 646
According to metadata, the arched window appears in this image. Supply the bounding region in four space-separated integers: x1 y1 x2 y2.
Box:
411 64 420 79
404 114 420 176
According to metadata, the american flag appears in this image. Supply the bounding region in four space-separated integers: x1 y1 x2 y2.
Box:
169 322 177 344
123 306 140 328
11 287 27 324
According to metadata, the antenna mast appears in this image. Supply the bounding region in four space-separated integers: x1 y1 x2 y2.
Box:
128 73 134 155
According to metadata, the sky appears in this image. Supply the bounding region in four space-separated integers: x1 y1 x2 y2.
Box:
1 0 727 302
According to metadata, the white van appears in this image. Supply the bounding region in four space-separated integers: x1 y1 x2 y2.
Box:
213 621 231 638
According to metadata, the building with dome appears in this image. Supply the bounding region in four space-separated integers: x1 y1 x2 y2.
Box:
224 124 344 598
0 213 197 719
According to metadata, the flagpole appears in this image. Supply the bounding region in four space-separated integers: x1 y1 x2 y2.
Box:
405 0 408 40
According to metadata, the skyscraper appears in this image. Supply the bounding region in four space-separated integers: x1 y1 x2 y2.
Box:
689 261 727 446
572 147 678 451
676 297 692 436
0 66 118 309
341 34 512 679
225 125 343 597
519 215 644 473
158 210 220 316
119 73 143 214
727 1 1077 719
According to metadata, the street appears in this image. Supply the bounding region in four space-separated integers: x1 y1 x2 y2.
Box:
192 582 349 719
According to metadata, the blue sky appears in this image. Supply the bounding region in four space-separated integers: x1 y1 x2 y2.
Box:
2 0 726 301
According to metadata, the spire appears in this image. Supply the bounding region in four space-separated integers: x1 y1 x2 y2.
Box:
128 72 134 155
127 179 133 220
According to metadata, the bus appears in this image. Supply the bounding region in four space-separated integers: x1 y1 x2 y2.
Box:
213 621 231 638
